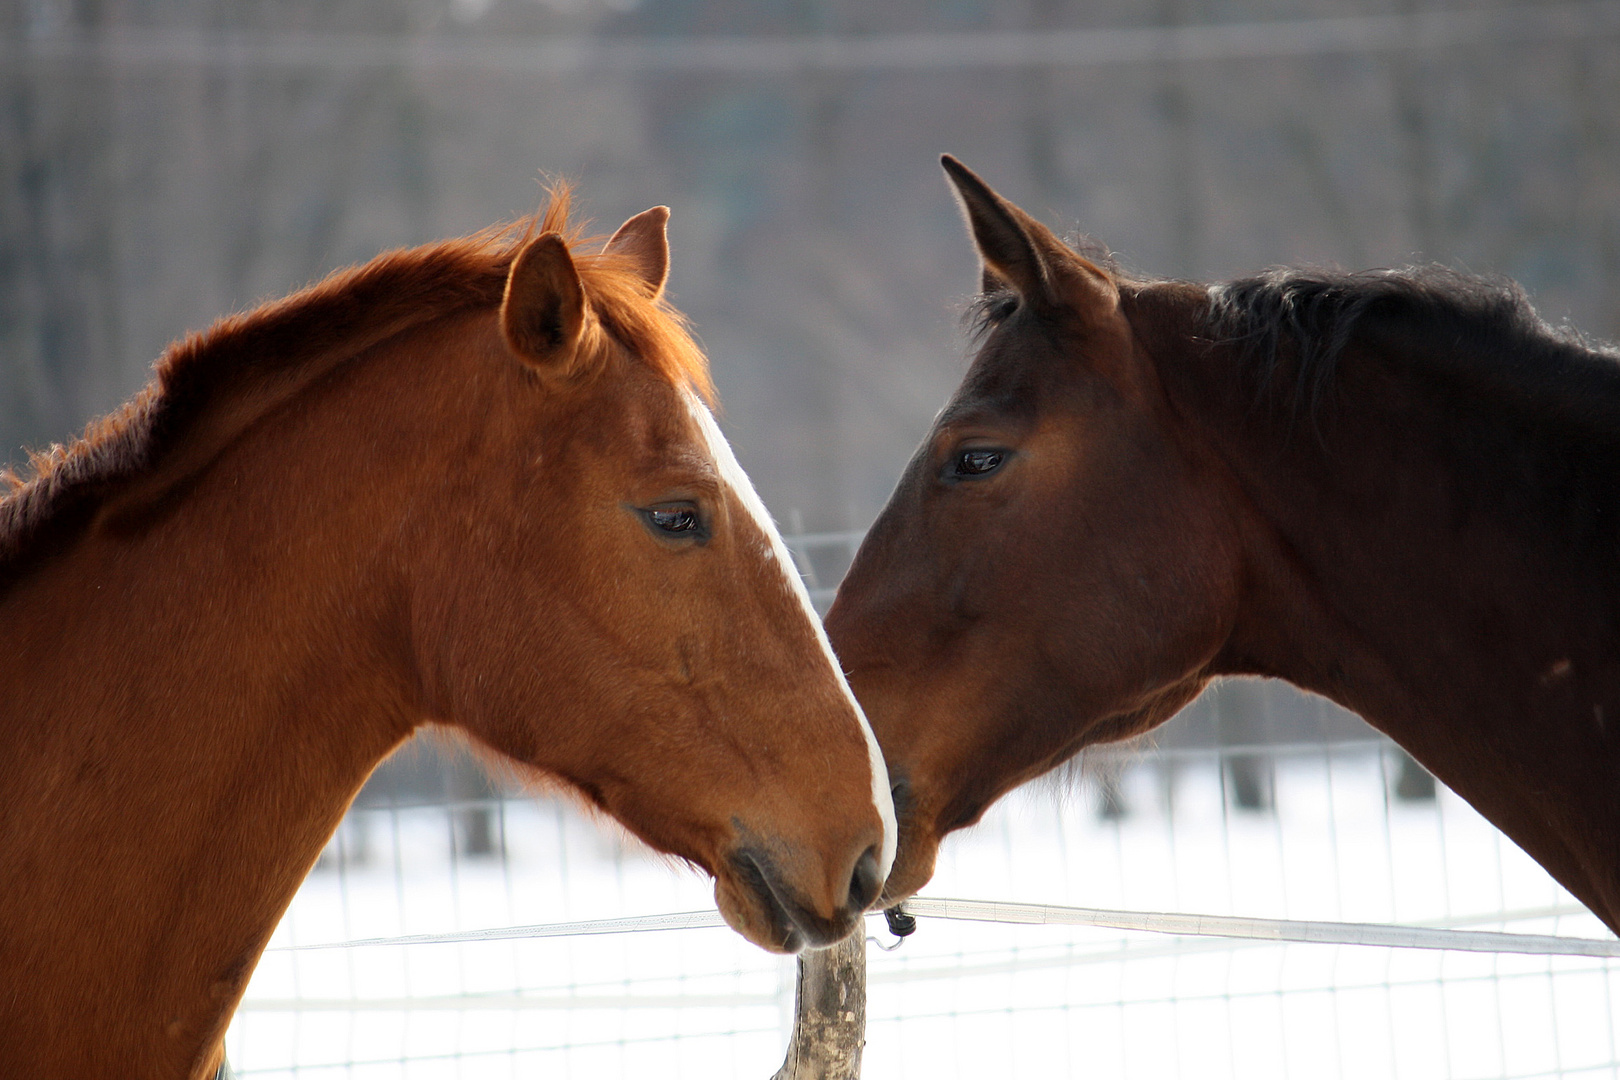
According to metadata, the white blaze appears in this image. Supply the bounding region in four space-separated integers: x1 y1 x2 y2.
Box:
685 394 898 880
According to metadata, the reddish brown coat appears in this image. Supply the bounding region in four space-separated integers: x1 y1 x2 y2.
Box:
0 189 889 1078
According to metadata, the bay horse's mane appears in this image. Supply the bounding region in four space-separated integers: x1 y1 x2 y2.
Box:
0 186 712 582
968 237 1620 430
1203 264 1620 427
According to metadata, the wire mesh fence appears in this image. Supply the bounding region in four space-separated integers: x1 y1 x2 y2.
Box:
233 789 787 1078
225 533 1620 1079
227 736 1620 1078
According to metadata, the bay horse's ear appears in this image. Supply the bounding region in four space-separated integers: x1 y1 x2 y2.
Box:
942 155 1054 306
941 154 1117 317
605 205 671 298
980 261 1012 296
502 232 586 370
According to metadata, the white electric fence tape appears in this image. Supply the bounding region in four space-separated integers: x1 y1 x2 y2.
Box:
267 896 1620 958
265 908 728 950
900 897 1620 958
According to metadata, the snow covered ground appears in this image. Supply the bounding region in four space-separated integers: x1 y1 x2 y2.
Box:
227 739 1620 1079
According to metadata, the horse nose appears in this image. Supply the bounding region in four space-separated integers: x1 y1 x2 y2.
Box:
848 844 882 913
720 834 886 951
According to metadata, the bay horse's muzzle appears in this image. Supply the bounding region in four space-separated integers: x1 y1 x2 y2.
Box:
724 842 884 953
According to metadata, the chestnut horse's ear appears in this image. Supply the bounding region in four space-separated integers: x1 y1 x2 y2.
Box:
605 205 671 298
502 233 586 370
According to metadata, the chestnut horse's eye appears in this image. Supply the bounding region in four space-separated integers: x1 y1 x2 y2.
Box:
640 504 707 541
952 448 1006 478
649 508 698 532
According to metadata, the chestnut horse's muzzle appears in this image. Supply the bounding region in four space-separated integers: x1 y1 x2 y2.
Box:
718 841 884 953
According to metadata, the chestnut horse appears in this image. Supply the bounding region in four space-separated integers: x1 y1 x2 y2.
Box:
0 189 894 1079
827 156 1620 937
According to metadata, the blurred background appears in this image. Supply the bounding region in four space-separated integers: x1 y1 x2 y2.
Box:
8 1 1620 1075
7 0 1620 535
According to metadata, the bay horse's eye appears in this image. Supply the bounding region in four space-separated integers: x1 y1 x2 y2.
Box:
640 504 707 540
952 448 1006 478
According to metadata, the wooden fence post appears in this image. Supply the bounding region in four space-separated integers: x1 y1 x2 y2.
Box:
771 929 867 1080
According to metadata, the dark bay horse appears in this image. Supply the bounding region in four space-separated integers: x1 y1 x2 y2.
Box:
826 156 1620 936
0 188 893 1079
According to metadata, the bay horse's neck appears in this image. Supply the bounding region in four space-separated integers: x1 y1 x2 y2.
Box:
1149 287 1620 931
0 322 460 1077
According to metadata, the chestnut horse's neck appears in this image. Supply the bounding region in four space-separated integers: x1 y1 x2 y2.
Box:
0 318 463 1078
1140 277 1620 931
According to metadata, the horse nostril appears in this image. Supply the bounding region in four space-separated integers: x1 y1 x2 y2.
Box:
847 845 882 912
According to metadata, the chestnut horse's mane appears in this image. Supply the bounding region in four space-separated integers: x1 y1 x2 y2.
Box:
0 187 712 582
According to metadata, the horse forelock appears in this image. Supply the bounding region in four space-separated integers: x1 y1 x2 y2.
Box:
0 184 714 583
961 231 1124 344
574 254 715 406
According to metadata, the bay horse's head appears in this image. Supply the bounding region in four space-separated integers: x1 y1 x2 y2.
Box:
826 159 1241 902
412 198 893 951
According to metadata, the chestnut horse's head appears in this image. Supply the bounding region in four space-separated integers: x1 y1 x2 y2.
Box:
410 198 892 951
825 158 1243 902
